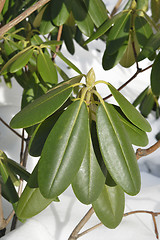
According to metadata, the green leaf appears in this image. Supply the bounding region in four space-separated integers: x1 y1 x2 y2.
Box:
138 31 160 61
84 11 127 45
151 52 160 96
56 51 82 74
139 90 155 117
133 86 149 107
107 11 131 55
72 132 105 204
62 24 75 55
29 110 64 157
72 0 94 37
135 15 153 47
102 44 127 70
92 184 125 228
6 158 30 182
1 47 33 75
10 74 84 128
82 0 108 27
113 105 148 147
151 0 160 22
0 151 19 204
96 103 141 195
16 164 58 219
37 51 58 85
107 83 151 132
50 0 72 26
38 100 89 199
40 19 55 35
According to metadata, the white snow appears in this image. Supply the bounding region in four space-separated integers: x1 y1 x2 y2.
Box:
1 0 160 239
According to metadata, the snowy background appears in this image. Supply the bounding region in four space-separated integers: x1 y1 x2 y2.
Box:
1 0 160 239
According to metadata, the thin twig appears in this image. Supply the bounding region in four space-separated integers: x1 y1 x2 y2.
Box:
0 0 6 14
52 25 63 61
103 64 153 101
136 140 160 160
110 0 122 17
0 117 26 140
68 207 94 240
0 0 51 37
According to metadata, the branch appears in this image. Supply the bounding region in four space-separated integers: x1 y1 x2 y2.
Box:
110 0 122 17
52 25 63 61
0 0 51 37
136 140 160 160
0 0 6 14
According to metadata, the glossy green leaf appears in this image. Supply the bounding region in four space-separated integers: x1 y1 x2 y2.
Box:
72 0 94 37
151 52 160 96
139 90 155 117
107 83 151 132
38 100 89 199
72 132 105 204
37 51 58 85
50 0 71 26
137 0 148 12
10 74 84 128
102 44 127 70
135 15 153 47
83 0 108 27
133 86 149 107
138 31 160 61
16 165 58 219
29 110 64 157
0 151 19 204
84 11 127 45
62 24 75 55
31 35 43 46
40 19 55 35
113 105 148 147
1 47 33 75
56 51 82 74
4 39 20 56
96 103 141 195
92 184 125 228
107 11 131 55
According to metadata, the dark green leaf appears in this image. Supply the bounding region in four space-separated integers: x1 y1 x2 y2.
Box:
31 35 43 45
133 86 149 107
102 44 127 70
29 110 64 157
38 100 89 198
135 15 153 47
139 90 155 117
72 0 94 37
97 102 141 195
37 51 58 85
50 0 72 26
113 105 148 147
107 11 131 55
92 184 125 228
16 164 58 219
151 52 160 96
62 24 75 55
107 83 152 132
84 11 127 45
138 31 160 61
82 0 108 27
10 74 84 128
72 132 105 204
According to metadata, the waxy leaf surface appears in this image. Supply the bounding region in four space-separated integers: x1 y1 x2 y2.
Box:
151 52 160 96
97 103 141 195
72 132 105 204
10 75 84 128
92 184 125 228
107 83 151 132
38 100 89 199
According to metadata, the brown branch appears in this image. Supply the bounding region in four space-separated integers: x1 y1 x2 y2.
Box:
136 140 160 160
52 25 63 61
68 207 94 240
0 0 51 37
0 117 26 140
111 0 122 17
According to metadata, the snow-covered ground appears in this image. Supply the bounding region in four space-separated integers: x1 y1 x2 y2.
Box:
1 0 160 239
